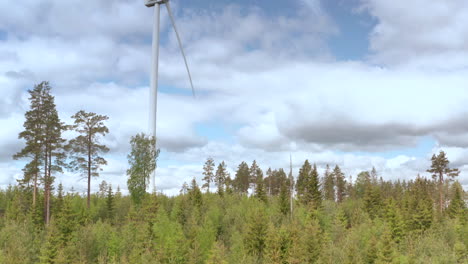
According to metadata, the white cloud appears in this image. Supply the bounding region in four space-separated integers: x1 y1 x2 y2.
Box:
0 0 467 194
361 0 468 69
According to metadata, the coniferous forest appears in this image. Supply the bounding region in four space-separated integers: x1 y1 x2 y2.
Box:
1 83 467 264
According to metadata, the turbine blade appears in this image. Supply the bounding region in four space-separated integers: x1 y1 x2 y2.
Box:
165 1 195 97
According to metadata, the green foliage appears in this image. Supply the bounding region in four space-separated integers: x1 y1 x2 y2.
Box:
323 164 335 201
0 160 466 263
447 182 466 219
244 207 268 261
126 133 159 205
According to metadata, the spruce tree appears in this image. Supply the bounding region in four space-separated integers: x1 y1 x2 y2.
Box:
306 164 322 209
333 165 346 203
376 228 395 263
106 185 115 221
214 161 228 196
447 182 466 219
245 209 268 261
303 216 323 263
255 170 267 203
249 160 261 192
188 178 203 208
233 161 250 194
322 164 335 201
279 180 290 216
296 160 312 203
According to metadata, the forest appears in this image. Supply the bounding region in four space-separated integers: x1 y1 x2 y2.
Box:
0 82 466 263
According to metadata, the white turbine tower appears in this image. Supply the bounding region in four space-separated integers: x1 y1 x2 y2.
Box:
145 0 195 191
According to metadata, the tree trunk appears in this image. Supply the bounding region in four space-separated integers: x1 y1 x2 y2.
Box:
44 146 49 225
46 149 52 225
33 171 37 207
87 136 91 209
439 172 443 213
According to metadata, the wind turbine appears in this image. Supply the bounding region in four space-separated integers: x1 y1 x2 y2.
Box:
145 0 195 191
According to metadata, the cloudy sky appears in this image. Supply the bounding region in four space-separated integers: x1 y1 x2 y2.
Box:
1 0 468 195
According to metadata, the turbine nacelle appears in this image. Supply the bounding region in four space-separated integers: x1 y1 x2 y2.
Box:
145 0 167 7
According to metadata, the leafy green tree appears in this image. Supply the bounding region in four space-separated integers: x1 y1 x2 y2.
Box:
66 110 109 209
126 133 159 205
322 164 335 201
202 157 215 193
427 151 460 212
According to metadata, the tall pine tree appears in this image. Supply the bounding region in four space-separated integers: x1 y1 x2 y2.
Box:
66 110 109 209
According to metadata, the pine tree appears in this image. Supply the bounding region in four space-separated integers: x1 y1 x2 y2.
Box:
41 82 66 225
427 151 460 212
322 164 335 201
15 82 66 225
14 82 48 208
333 165 346 203
66 110 109 209
127 133 159 205
202 157 215 193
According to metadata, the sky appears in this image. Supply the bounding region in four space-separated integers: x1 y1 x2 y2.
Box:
1 0 468 195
